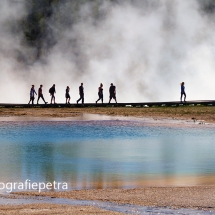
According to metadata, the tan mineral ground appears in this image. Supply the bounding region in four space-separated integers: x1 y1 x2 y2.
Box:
0 106 215 214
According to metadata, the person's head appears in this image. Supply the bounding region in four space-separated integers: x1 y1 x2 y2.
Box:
53 84 55 87
100 83 103 87
181 82 184 86
110 83 113 86
40 85 43 87
81 83 83 86
32 85 34 88
67 86 69 89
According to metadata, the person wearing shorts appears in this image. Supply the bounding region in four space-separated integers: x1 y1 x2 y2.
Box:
109 83 117 103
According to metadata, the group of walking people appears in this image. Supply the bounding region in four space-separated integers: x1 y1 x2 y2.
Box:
28 83 117 105
28 82 186 105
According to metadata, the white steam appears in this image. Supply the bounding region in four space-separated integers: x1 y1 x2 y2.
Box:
1 0 215 103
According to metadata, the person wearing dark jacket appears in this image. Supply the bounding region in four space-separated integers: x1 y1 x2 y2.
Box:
109 83 117 103
65 86 70 104
77 83 84 104
49 84 56 104
37 85 48 104
96 83 103 104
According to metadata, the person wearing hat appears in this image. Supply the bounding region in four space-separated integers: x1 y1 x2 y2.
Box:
109 83 117 103
37 85 48 104
28 85 37 105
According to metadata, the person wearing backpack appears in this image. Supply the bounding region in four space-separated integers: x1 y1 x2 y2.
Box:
49 84 56 104
28 85 37 105
37 85 48 104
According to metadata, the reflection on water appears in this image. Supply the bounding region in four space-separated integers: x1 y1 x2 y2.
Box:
0 119 215 190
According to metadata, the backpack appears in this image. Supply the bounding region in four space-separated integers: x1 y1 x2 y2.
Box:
49 87 52 94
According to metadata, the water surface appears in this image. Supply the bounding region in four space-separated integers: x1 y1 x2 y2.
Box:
0 116 215 191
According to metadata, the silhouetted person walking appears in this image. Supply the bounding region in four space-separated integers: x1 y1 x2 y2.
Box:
37 85 48 104
109 83 117 103
77 83 84 104
180 82 186 102
49 84 56 104
66 86 70 104
96 83 103 104
28 85 37 105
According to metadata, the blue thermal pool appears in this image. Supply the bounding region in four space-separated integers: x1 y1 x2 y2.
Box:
0 117 215 191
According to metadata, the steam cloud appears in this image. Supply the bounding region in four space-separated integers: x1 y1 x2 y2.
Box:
1 0 215 103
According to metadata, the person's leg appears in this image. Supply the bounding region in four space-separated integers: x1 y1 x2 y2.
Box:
184 93 186 102
82 95 84 104
96 93 100 103
109 95 112 103
32 97 34 104
180 93 183 102
37 96 40 104
101 95 103 104
51 94 54 104
96 95 101 103
77 97 81 103
41 95 46 103
113 94 117 103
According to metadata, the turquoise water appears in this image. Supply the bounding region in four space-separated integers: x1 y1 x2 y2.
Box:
0 119 215 190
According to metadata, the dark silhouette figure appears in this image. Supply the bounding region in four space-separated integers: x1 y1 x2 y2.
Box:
28 85 37 104
37 85 48 104
109 83 117 103
96 83 103 104
65 86 70 104
49 84 56 104
180 82 186 102
77 83 84 104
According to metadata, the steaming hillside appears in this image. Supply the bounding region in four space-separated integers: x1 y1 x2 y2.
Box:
14 0 215 63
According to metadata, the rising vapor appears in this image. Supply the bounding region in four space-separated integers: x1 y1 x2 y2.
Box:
0 0 215 103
